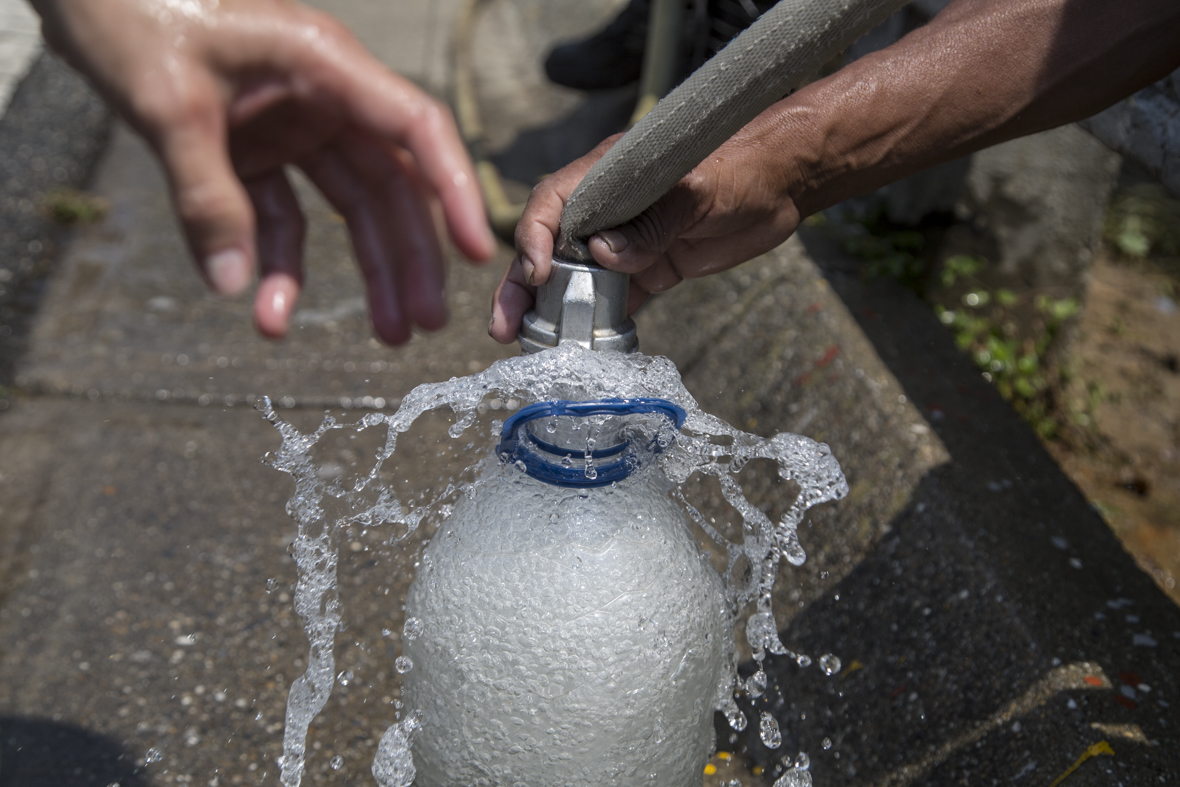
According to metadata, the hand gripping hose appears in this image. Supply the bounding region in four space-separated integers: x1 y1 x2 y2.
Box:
555 0 910 261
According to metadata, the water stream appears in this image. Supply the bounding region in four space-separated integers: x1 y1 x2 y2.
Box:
261 344 848 786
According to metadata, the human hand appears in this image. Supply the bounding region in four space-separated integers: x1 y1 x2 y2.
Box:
32 0 495 344
488 128 804 344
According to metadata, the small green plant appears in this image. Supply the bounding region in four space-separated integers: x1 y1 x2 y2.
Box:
935 285 1080 439
837 212 1086 442
843 217 928 292
43 188 109 225
1104 183 1180 258
940 254 984 288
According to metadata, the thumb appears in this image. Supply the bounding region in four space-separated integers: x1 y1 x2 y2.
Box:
151 91 255 295
585 187 699 275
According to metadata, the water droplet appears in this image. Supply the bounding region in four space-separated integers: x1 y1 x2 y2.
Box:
782 541 807 566
561 456 573 467
759 712 782 749
546 419 557 434
793 752 810 771
266 578 277 592
337 670 353 686
795 654 811 668
402 617 423 640
821 737 832 751
144 747 163 764
395 656 413 674
746 669 767 697
725 707 747 731
330 755 344 770
819 653 841 676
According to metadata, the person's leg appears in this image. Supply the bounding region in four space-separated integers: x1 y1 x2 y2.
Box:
544 0 778 91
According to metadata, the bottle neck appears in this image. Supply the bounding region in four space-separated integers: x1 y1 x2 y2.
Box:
498 398 685 488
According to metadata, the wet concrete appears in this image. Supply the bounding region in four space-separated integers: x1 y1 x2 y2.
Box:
1 2 1178 787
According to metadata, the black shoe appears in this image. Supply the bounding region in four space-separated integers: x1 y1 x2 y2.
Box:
543 0 779 92
690 0 781 69
544 0 651 91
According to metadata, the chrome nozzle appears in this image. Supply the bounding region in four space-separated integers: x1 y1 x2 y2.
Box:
518 256 638 354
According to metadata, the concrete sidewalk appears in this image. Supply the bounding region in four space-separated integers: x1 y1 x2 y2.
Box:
0 2 1177 787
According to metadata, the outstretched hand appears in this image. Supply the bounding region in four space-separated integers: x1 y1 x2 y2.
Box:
33 0 496 344
489 128 805 344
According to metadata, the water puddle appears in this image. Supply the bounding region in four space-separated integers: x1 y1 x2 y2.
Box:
262 344 848 786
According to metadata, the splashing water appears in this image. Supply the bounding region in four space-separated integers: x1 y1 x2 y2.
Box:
759 711 783 749
371 710 422 787
261 344 848 786
773 766 813 787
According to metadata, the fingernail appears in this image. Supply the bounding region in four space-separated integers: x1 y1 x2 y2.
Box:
207 248 251 295
597 229 628 254
521 256 536 286
488 316 495 336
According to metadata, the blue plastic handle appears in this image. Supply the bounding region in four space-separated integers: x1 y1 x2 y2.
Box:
498 398 686 488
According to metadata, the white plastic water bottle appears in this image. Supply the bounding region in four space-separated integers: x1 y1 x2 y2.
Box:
403 399 728 786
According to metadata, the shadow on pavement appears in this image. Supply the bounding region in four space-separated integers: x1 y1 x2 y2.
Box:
0 716 146 787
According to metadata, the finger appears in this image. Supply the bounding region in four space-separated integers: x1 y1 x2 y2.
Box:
143 69 255 296
268 12 494 263
329 133 449 332
369 145 449 332
245 169 305 338
207 6 493 263
585 181 703 275
628 220 796 297
514 135 620 277
490 254 535 344
627 279 651 316
300 146 411 345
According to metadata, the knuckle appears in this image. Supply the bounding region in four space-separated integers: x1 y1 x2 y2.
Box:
411 96 450 136
629 209 668 251
300 8 355 46
132 74 216 131
175 180 241 229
